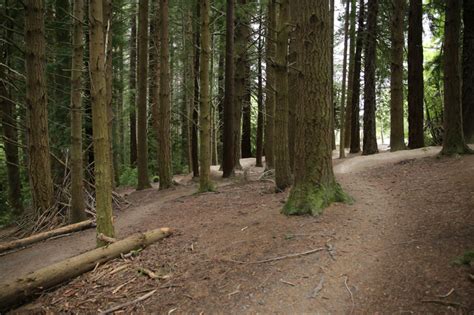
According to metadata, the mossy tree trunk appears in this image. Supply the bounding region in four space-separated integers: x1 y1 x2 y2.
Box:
283 0 348 216
362 0 379 155
158 0 173 189
89 0 115 245
408 0 425 149
222 0 235 178
255 6 264 168
390 0 407 151
128 2 138 167
136 0 151 190
274 0 291 191
264 0 276 170
192 1 200 178
25 0 54 214
441 0 471 155
150 0 161 180
198 0 214 192
349 0 365 154
462 0 474 144
70 0 87 223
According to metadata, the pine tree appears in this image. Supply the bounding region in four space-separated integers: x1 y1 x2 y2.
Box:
25 0 54 214
441 0 471 155
362 0 379 155
283 0 348 216
129 1 138 166
339 0 351 158
70 0 87 223
344 0 357 149
390 0 406 151
462 0 474 143
89 0 115 245
264 0 276 170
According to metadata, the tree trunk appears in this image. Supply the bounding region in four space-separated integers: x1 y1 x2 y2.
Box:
136 0 151 190
350 0 365 154
199 0 214 192
0 228 172 310
89 0 115 245
255 7 264 168
274 0 291 191
344 0 357 149
158 0 173 189
70 0 87 223
192 2 200 178
462 0 474 143
129 2 138 167
222 0 235 178
25 0 54 214
339 0 351 158
362 0 379 155
390 0 406 151
408 0 424 148
283 0 348 216
288 0 298 171
441 0 471 155
264 0 276 170
185 7 195 173
240 15 252 160
0 1 22 215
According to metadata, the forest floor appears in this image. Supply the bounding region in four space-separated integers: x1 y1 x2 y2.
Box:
2 146 474 314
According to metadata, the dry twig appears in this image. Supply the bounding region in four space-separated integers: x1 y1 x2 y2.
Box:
225 247 324 264
99 289 157 314
344 276 355 315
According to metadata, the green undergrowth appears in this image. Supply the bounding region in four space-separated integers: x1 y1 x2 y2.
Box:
454 251 474 265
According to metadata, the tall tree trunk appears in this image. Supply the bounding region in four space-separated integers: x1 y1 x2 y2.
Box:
339 0 351 158
344 0 357 148
70 0 87 223
222 0 235 178
390 0 406 151
274 0 291 191
407 0 424 148
129 2 138 166
185 7 194 173
217 34 225 164
1 0 22 215
103 0 114 187
462 0 474 143
150 0 161 178
350 0 365 154
192 1 200 178
181 7 190 172
240 10 252 160
255 5 264 168
89 0 115 245
330 0 336 151
158 0 173 189
283 0 348 216
136 0 151 190
264 0 276 170
25 0 54 214
199 0 214 192
288 0 298 171
362 0 379 155
441 0 471 155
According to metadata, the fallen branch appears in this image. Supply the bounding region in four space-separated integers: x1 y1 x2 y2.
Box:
97 233 117 244
0 227 172 310
0 219 95 254
344 276 355 315
225 247 324 264
99 289 157 314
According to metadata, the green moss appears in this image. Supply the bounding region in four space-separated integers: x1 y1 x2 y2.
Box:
282 182 351 216
454 250 474 265
198 181 216 193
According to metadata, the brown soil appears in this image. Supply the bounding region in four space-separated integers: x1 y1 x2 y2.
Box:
3 147 474 314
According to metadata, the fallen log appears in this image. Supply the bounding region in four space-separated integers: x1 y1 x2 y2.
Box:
0 227 172 310
0 219 95 254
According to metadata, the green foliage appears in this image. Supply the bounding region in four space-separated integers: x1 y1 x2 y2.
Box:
454 251 474 265
119 166 138 187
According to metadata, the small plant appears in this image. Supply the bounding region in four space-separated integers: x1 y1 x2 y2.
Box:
454 251 474 265
119 167 138 187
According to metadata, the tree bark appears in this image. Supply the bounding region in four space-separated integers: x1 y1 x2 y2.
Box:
288 0 298 171
283 0 348 216
129 2 138 167
264 0 276 170
198 0 214 192
408 0 424 148
0 1 22 215
362 0 379 155
274 0 292 191
390 0 407 151
255 7 264 168
158 0 173 189
89 0 115 245
150 0 161 180
0 228 172 310
344 0 357 149
136 0 151 190
25 0 54 214
462 0 474 143
70 0 87 223
339 0 351 158
192 2 200 178
222 0 235 178
441 0 471 155
350 0 365 154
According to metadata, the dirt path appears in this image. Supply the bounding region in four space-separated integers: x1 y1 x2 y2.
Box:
4 147 474 313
